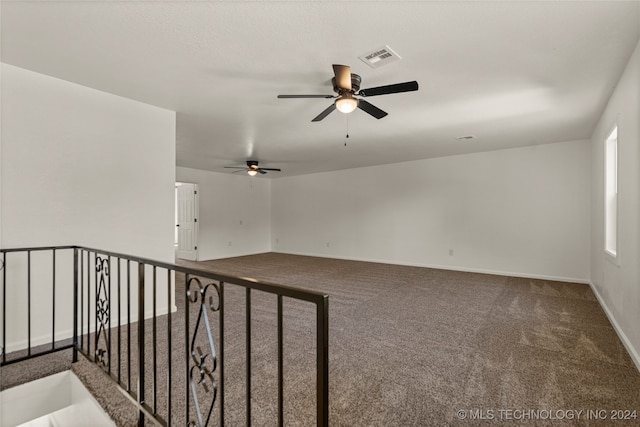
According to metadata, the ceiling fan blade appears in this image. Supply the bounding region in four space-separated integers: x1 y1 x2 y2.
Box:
278 94 335 99
311 104 337 122
259 168 282 171
258 169 268 174
358 99 388 119
231 169 246 174
358 81 419 97
332 64 352 91
224 166 246 169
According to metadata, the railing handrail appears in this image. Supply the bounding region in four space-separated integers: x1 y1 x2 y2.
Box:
1 245 327 303
1 244 330 426
0 245 77 253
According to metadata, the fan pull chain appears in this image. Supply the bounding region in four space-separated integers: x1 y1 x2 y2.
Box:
344 115 350 147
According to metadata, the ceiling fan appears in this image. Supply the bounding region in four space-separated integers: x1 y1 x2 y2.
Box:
224 160 281 176
277 64 418 122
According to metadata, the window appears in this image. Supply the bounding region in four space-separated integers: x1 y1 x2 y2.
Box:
604 125 618 258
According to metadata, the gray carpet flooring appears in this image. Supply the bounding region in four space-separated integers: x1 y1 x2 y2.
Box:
3 253 640 426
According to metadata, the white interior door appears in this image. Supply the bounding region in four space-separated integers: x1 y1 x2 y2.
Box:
176 183 198 260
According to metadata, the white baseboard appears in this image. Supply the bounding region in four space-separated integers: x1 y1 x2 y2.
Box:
589 282 640 373
2 305 177 354
199 249 272 262
3 328 75 354
273 250 590 284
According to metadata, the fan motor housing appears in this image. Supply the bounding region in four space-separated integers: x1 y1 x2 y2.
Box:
332 74 361 94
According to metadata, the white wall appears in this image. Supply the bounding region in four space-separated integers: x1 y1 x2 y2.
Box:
590 39 640 368
1 64 175 259
176 166 271 260
272 140 591 282
1 64 176 351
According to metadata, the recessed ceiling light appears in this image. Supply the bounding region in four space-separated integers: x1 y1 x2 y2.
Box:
456 135 476 141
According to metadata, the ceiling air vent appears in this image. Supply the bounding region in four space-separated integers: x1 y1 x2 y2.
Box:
358 45 401 69
456 135 476 141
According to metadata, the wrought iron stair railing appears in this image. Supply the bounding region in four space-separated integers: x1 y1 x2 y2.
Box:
0 245 329 426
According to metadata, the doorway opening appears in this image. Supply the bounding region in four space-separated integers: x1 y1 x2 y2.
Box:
175 182 198 261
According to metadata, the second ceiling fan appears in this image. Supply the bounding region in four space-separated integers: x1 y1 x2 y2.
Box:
225 160 281 176
278 64 418 122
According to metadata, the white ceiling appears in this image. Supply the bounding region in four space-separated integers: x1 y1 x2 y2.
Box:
2 1 639 177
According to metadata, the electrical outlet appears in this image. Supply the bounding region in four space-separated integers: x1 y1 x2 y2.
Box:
228 241 232 247
449 249 454 256
326 242 330 248
276 238 279 244
239 220 243 225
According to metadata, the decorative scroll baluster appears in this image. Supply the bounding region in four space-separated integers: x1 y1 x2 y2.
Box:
186 277 221 427
95 256 110 368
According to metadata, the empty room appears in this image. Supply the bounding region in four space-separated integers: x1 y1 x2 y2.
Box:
1 1 640 426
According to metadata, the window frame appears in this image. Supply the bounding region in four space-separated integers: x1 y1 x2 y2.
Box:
604 123 619 264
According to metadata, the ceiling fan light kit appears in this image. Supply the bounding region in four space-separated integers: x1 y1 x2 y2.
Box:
335 94 359 113
277 64 418 122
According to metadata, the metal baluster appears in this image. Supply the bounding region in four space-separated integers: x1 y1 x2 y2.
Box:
52 249 56 350
246 288 252 426
86 251 91 355
137 262 146 427
153 266 157 415
277 295 284 427
220 282 225 427
73 248 78 363
2 252 7 363
127 260 131 392
27 251 31 356
166 270 172 427
184 273 190 425
2 251 6 364
117 258 121 384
